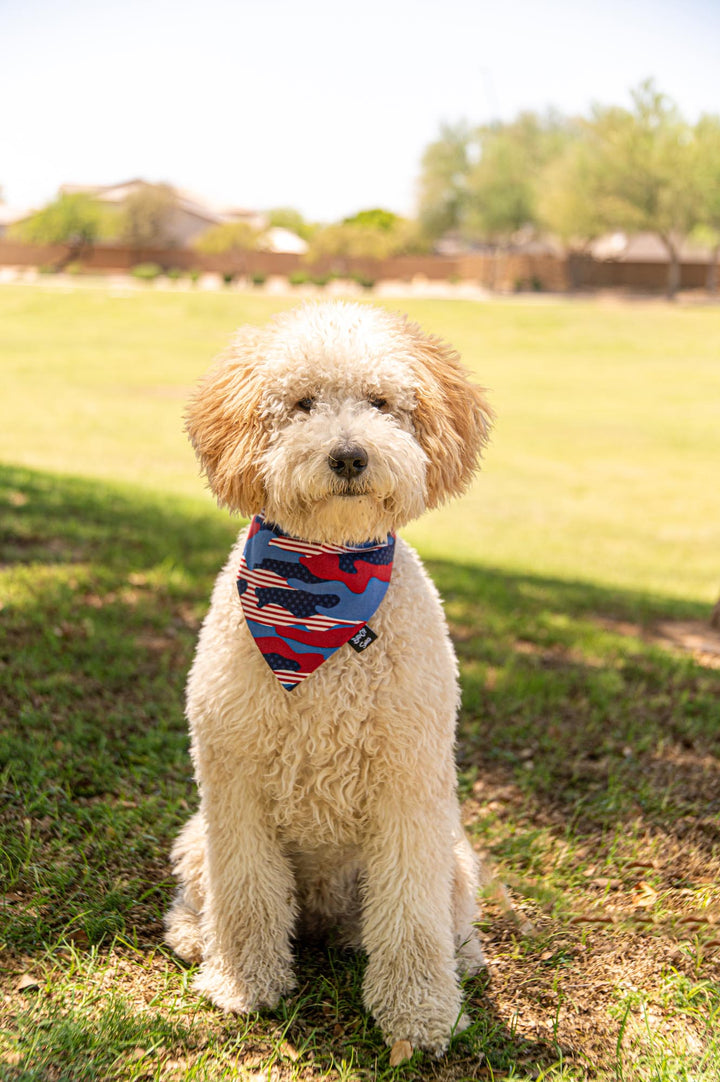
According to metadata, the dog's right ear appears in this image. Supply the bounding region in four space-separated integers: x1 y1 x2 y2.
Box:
185 328 268 515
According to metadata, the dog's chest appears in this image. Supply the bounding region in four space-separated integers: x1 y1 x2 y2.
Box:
256 642 390 846
195 534 457 847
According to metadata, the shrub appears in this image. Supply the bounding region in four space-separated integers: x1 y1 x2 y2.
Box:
310 273 331 287
188 269 201 284
222 272 235 286
166 267 183 280
289 270 310 286
353 273 376 290
131 262 162 281
250 272 266 286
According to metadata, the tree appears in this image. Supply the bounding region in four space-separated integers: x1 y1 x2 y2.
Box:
537 129 604 246
463 127 535 242
193 220 260 254
579 81 698 298
416 123 471 240
342 208 402 231
463 112 571 245
417 113 571 247
12 192 116 268
692 114 720 292
266 207 316 242
537 132 608 287
119 183 178 249
306 212 426 271
193 220 261 276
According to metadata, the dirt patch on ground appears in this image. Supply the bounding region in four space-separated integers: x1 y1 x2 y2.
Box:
596 616 720 669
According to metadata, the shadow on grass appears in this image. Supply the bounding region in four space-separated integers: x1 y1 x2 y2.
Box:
428 555 720 863
4 948 561 1082
2 462 719 1079
1 463 238 950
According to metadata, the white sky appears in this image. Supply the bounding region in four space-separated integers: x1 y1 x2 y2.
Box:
2 0 719 222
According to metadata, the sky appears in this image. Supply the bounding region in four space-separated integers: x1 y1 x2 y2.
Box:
2 0 720 223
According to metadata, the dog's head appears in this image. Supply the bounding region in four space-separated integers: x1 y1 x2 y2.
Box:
186 301 493 544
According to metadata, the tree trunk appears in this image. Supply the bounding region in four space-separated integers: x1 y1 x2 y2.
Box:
659 234 681 299
566 242 590 291
706 245 719 294
710 596 720 630
54 239 88 272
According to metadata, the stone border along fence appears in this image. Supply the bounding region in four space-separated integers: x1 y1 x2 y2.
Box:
0 241 714 294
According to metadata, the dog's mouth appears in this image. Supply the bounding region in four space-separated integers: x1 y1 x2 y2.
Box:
331 481 371 499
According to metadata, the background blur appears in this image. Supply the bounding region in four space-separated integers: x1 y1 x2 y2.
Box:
3 0 719 220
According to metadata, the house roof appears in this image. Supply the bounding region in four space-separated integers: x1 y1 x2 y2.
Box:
589 231 712 263
259 226 308 254
59 179 266 229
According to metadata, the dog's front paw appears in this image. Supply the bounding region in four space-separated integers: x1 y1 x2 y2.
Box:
364 960 466 1056
194 958 295 1013
377 1003 469 1058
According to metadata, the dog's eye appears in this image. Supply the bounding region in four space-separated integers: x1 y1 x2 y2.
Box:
295 397 315 413
369 396 387 411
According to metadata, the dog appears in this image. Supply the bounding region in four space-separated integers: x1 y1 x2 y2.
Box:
165 301 493 1055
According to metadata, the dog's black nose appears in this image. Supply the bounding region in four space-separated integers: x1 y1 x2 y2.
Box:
328 444 368 479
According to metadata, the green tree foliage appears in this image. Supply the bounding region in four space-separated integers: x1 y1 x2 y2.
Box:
464 112 571 244
341 208 401 231
193 220 261 277
306 211 426 268
119 183 178 249
417 113 570 245
193 220 260 255
266 207 316 241
12 192 117 268
416 83 720 297
537 133 605 249
577 80 698 296
417 123 471 239
692 114 720 291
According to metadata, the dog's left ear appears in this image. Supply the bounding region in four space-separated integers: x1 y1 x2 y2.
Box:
406 324 494 508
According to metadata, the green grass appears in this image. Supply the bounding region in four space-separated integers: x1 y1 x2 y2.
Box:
2 284 719 601
2 284 720 1080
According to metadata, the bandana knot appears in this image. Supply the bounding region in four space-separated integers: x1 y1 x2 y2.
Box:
237 514 395 690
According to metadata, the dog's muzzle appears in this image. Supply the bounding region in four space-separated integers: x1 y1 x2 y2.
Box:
328 444 368 480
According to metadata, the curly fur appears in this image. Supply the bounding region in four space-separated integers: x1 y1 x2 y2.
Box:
165 301 493 1054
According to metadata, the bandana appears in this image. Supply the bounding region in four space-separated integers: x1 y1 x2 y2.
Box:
237 514 395 690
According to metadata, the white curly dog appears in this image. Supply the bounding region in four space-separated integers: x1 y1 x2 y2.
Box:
165 301 493 1055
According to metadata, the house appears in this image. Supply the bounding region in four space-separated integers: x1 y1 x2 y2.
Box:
259 226 308 255
58 179 267 247
588 231 712 264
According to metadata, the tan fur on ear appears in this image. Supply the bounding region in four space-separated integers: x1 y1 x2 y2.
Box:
185 328 268 515
405 324 493 508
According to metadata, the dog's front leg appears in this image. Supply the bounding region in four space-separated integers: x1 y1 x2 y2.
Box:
361 789 465 1055
193 768 297 1013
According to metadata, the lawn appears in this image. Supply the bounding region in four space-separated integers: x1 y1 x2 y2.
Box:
1 283 719 1081
2 283 719 601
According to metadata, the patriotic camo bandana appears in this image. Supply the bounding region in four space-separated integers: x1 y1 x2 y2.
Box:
236 515 395 690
